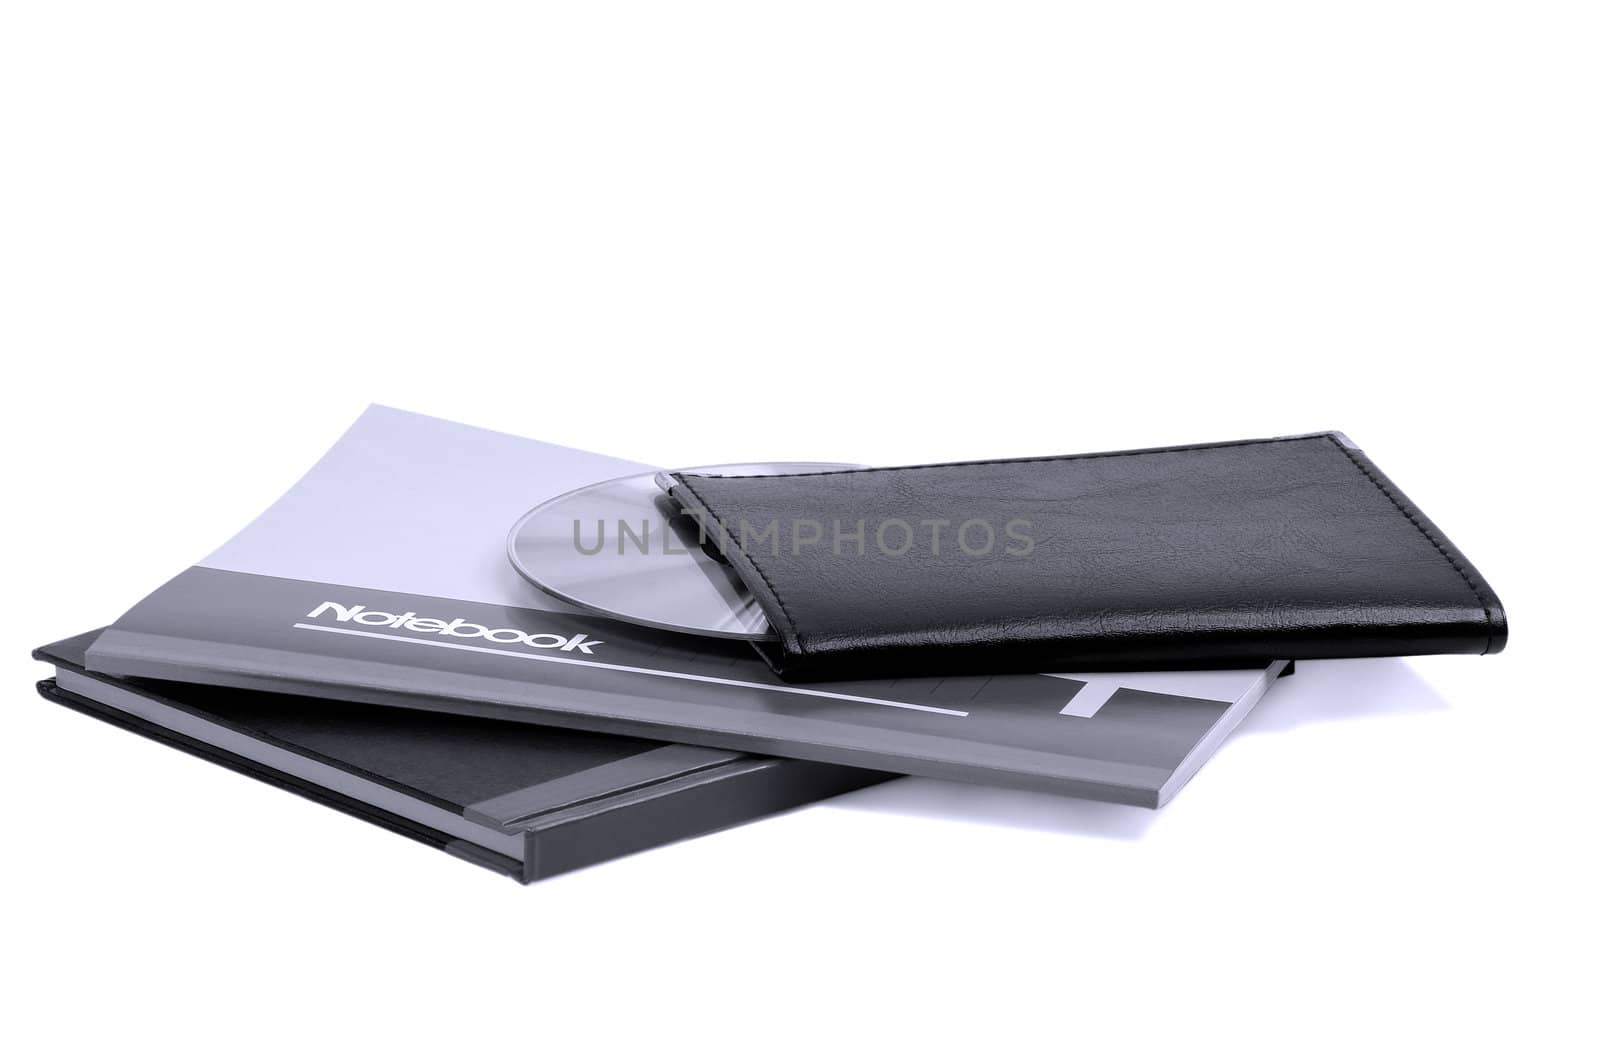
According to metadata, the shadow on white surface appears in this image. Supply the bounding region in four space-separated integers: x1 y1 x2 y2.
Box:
1237 657 1449 735
826 657 1450 840
827 775 1162 840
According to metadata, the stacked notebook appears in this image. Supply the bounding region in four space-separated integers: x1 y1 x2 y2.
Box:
32 407 1289 881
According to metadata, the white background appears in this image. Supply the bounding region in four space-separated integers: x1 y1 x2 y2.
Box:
2 3 1594 1061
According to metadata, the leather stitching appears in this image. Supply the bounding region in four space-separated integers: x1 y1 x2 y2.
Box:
681 433 1330 481
1321 435 1497 652
667 474 807 653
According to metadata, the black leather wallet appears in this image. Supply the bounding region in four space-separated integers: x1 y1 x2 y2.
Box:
660 432 1507 682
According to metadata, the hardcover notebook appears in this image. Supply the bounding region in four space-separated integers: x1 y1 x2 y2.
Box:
35 632 886 882
86 406 1287 806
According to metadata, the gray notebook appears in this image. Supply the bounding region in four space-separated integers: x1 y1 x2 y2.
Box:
89 405 1286 806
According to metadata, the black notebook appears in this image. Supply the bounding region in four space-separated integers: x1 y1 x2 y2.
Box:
34 631 887 882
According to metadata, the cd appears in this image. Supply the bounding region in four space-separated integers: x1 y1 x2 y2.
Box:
507 462 859 641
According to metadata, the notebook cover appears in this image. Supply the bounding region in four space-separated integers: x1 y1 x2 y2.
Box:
34 631 888 882
86 406 1290 804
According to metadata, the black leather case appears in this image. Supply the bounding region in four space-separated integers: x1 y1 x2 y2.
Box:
661 432 1507 682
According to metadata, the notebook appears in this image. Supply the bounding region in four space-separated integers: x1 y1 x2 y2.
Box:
35 631 886 882
86 405 1287 806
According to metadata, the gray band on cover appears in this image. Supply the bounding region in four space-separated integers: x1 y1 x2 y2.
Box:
465 745 744 828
